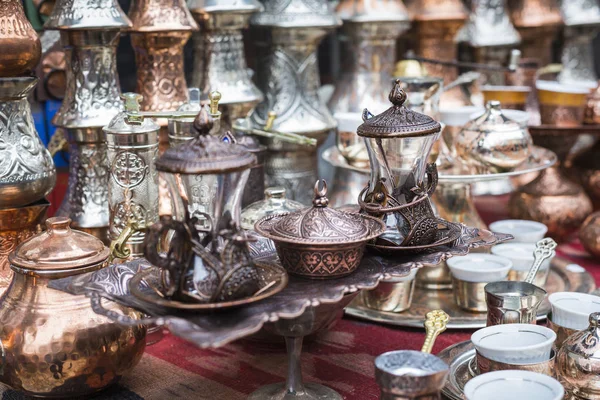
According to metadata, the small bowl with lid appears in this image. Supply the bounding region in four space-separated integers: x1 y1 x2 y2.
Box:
255 180 385 279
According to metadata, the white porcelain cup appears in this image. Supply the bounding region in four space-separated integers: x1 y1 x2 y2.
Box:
464 370 564 400
491 242 553 287
489 219 548 243
471 324 556 364
447 254 512 283
548 292 600 330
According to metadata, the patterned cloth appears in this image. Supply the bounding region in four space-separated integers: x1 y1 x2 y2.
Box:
11 179 598 399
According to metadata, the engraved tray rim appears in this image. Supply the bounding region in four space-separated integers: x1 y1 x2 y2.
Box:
345 257 596 329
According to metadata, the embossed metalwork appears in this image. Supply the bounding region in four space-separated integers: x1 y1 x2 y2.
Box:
255 180 385 278
347 255 593 330
329 0 410 115
557 312 600 399
0 0 41 77
455 100 532 173
44 0 131 29
104 93 160 260
509 126 593 242
558 25 600 87
129 0 197 123
0 200 48 296
189 0 263 126
0 77 56 207
1 217 146 397
580 212 600 259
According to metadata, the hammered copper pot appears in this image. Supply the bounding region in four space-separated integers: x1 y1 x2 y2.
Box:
509 127 593 242
580 212 600 260
0 0 41 77
572 139 600 210
1 217 146 397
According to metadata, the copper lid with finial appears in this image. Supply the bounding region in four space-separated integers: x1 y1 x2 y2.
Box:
156 105 256 174
357 79 441 139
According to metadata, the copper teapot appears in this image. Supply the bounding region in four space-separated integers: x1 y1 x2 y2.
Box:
0 217 146 397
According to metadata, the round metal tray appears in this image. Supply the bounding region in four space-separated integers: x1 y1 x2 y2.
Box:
345 257 596 329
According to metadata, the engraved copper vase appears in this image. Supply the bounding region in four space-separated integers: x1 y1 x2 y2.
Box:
0 0 41 77
509 127 593 242
0 217 146 397
507 0 562 66
45 0 132 244
129 0 197 149
579 212 600 260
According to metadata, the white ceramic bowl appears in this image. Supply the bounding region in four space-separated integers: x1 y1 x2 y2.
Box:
548 292 600 330
447 254 512 283
489 219 548 243
464 370 564 400
491 243 552 272
471 324 556 364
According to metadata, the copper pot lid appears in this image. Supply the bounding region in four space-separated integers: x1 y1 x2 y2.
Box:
104 93 160 135
156 105 256 174
357 80 441 139
9 217 110 271
255 180 385 244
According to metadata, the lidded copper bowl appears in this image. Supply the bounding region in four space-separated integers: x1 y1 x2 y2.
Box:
255 180 385 278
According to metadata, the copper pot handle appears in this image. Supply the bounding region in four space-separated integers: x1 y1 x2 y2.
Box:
425 163 438 196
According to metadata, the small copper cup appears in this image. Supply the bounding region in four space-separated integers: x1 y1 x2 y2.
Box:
475 349 556 377
547 312 578 349
536 81 590 126
452 277 488 312
361 269 417 312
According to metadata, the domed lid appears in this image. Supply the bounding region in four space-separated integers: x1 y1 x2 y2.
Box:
104 93 160 135
241 187 306 230
254 180 385 244
357 80 441 138
561 312 600 359
9 217 110 272
157 106 256 174
460 100 527 140
336 0 410 23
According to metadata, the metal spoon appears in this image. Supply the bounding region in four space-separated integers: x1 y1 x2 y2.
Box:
524 238 558 284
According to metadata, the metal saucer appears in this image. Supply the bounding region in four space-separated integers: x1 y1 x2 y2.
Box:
367 219 463 255
129 262 288 312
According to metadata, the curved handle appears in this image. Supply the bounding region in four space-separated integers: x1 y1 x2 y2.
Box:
90 293 163 327
425 163 438 196
47 128 68 157
109 224 136 261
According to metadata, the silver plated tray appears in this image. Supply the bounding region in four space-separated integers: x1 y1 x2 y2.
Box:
437 340 477 400
49 228 509 348
345 258 596 329
321 145 557 183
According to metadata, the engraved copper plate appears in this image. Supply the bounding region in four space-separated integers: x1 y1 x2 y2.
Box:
129 262 288 312
346 257 596 329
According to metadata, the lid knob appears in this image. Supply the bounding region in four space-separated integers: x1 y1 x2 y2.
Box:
590 312 600 328
122 92 143 113
209 91 221 115
192 106 214 137
266 187 286 200
313 180 329 207
389 79 408 107
45 217 72 235
486 100 502 111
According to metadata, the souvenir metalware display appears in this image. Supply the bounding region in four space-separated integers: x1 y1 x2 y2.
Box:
0 0 41 78
128 0 197 149
557 0 600 87
456 0 521 85
143 107 260 303
104 93 160 261
45 0 131 244
168 88 202 147
509 126 594 242
240 187 305 231
1 217 146 397
346 256 595 329
357 80 463 253
404 0 468 106
188 0 263 128
557 312 600 399
48 225 507 399
255 180 385 278
249 0 340 203
507 0 562 66
374 310 450 399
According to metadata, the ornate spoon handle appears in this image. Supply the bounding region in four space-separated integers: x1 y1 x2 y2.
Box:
525 238 557 284
421 310 449 354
